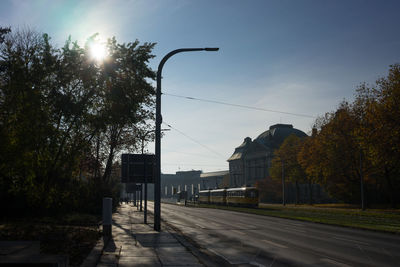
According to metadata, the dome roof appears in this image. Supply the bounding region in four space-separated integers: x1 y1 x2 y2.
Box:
227 124 308 162
255 124 307 149
227 137 251 161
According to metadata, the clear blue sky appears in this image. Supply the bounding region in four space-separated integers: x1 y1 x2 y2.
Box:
2 0 400 173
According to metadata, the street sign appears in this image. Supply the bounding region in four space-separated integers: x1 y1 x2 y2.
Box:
126 183 142 193
121 154 155 183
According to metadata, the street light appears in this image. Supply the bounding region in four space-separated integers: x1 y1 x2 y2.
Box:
154 47 219 231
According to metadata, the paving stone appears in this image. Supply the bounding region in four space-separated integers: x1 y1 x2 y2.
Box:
95 204 204 266
119 247 157 257
118 256 161 267
98 254 117 264
139 242 182 248
158 254 201 266
97 263 117 267
162 264 203 267
155 246 189 254
157 251 193 258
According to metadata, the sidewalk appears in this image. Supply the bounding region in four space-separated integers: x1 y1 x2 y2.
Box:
97 203 204 267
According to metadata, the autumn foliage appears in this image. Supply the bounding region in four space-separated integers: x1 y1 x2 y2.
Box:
265 64 400 208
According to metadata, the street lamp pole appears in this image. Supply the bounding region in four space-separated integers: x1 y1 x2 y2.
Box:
282 160 286 206
154 47 219 231
139 128 169 224
360 149 365 211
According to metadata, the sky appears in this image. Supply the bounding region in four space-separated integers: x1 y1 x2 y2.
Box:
1 0 400 174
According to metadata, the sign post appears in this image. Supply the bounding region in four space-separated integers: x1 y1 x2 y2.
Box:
144 155 148 224
121 154 155 224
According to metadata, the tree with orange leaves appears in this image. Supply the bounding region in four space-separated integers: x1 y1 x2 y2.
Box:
270 134 307 204
355 64 400 207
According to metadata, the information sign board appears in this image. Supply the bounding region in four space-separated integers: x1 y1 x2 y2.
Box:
126 183 142 193
121 154 155 183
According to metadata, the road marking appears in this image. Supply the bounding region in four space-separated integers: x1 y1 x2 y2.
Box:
332 236 370 246
287 222 304 227
284 227 306 233
236 223 251 228
320 258 352 267
381 247 394 258
231 230 246 235
195 224 206 229
249 261 266 267
261 239 288 249
357 244 373 264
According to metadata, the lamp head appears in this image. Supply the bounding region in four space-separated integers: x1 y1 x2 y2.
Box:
204 47 219 51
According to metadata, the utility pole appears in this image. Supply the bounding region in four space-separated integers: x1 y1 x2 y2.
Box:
155 47 219 231
138 128 169 224
282 160 285 206
359 113 367 211
360 149 365 211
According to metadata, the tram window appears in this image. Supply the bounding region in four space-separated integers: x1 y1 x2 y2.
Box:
245 190 257 198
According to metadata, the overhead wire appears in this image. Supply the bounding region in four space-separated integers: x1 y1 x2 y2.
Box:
162 163 227 167
163 149 222 159
161 92 315 167
162 121 227 160
163 92 316 118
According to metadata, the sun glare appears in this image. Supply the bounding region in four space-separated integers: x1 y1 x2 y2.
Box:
90 42 107 61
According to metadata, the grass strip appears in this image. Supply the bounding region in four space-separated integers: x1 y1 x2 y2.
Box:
192 203 400 234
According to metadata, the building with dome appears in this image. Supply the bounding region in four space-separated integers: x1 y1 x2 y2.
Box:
228 124 307 187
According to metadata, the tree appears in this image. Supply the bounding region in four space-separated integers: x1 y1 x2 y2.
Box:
0 27 156 216
297 131 322 204
255 176 282 203
270 134 307 204
307 103 364 203
0 28 62 213
356 64 400 207
296 64 400 207
95 37 155 189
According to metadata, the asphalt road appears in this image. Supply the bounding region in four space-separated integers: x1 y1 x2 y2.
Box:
147 202 400 267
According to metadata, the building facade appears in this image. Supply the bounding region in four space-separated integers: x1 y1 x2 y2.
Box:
200 170 230 189
228 124 307 187
160 170 230 200
161 170 202 200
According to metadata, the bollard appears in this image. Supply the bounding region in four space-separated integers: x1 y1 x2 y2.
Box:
103 198 112 238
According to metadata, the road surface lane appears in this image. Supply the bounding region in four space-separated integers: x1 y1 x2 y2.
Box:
148 202 400 266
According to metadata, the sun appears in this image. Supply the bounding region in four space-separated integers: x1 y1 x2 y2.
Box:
90 42 107 61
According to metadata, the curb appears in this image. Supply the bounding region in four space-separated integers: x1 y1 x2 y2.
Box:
80 237 106 267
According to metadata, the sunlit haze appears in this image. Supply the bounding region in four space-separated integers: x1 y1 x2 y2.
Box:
1 0 399 174
89 42 106 61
